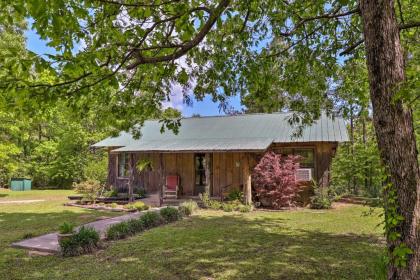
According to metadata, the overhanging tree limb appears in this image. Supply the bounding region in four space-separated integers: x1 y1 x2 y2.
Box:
126 0 230 69
340 21 420 56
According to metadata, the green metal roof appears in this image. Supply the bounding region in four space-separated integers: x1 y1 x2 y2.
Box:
93 112 349 152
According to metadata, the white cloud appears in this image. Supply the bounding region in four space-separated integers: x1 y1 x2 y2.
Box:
162 83 186 111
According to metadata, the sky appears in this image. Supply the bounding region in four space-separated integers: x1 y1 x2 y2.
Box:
24 26 243 117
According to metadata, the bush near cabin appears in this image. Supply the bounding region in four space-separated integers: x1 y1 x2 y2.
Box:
252 152 302 208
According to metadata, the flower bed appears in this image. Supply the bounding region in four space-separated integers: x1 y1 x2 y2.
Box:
65 201 150 212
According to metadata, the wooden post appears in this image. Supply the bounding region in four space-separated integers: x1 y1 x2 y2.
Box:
242 154 252 205
205 153 211 195
159 153 164 206
128 153 135 203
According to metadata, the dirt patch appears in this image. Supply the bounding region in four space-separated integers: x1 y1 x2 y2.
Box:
0 200 45 204
331 202 354 209
28 250 54 257
254 207 306 212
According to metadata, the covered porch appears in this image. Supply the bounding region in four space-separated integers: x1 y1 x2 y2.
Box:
108 151 256 206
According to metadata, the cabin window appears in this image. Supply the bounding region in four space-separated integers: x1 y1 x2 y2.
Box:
294 148 315 168
276 147 315 168
118 153 130 177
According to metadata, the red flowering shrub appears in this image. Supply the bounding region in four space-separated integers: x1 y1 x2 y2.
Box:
252 151 302 208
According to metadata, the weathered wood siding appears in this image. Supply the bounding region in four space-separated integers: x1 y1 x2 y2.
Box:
212 152 247 196
269 142 337 184
107 142 337 199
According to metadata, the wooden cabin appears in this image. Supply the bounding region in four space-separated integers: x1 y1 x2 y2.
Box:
93 113 348 205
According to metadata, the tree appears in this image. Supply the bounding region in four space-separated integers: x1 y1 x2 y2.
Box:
331 118 385 198
252 152 301 208
1 0 419 277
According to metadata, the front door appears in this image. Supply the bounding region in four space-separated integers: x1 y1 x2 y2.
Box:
194 153 211 195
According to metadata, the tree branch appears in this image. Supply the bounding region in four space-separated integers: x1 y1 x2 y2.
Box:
339 39 364 56
126 0 230 69
278 6 360 37
96 0 180 8
340 21 420 56
399 21 420 30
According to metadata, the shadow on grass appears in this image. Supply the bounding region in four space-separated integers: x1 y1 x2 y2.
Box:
97 214 383 280
1 212 384 280
0 194 8 198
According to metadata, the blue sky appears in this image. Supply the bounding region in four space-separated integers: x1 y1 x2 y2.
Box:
25 26 243 117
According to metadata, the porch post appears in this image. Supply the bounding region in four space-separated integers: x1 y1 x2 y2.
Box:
242 153 252 205
205 153 211 195
128 153 135 203
159 153 164 206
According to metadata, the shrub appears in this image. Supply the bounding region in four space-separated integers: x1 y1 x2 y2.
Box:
110 203 118 208
208 200 222 210
106 218 146 240
73 179 103 204
222 203 235 212
106 222 131 240
127 219 145 234
59 222 75 234
133 202 149 211
310 182 333 209
84 156 108 184
252 152 302 208
124 201 149 211
76 226 100 252
199 192 222 210
160 207 181 223
178 200 199 216
237 204 253 213
124 204 136 211
60 235 81 257
227 190 243 201
199 192 211 207
136 188 147 198
60 226 99 257
140 211 163 228
103 189 118 198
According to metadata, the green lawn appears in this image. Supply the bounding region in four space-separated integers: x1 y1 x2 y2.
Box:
0 189 385 280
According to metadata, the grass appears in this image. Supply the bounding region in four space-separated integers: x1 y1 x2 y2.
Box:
0 189 385 279
0 189 121 277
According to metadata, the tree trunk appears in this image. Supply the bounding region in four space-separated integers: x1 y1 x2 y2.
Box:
362 114 369 190
359 1 420 279
350 107 357 194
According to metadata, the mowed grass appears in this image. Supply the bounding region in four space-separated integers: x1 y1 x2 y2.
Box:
0 190 385 280
0 189 121 278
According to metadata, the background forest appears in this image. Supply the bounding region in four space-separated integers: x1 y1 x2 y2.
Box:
0 1 418 197
1 27 418 199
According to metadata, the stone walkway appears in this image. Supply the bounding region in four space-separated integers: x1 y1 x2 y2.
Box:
12 208 162 253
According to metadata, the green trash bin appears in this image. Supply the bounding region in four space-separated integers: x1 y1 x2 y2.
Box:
10 178 32 191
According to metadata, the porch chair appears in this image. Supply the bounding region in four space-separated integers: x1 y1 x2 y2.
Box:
163 175 179 199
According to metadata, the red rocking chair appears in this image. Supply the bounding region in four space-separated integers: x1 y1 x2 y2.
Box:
164 175 179 199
